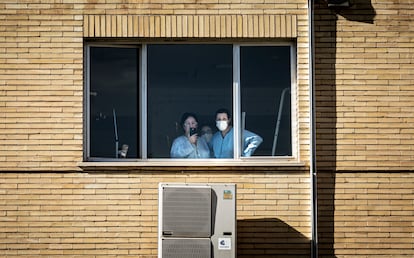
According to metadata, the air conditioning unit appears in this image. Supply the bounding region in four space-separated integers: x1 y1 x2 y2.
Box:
158 183 236 258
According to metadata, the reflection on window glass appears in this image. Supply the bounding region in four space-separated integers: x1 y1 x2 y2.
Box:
241 46 292 156
89 46 138 158
147 44 233 158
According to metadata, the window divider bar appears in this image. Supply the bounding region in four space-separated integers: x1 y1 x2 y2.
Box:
85 46 91 160
141 44 148 159
233 45 241 160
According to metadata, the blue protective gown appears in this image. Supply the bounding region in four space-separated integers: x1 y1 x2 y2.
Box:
211 127 263 158
170 135 211 158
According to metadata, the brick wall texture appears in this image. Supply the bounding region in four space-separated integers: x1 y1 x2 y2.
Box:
0 171 311 257
0 0 413 258
314 0 414 171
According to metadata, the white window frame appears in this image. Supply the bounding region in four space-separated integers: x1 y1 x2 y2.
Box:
84 42 300 166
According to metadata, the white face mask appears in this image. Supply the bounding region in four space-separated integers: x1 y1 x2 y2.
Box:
216 121 228 132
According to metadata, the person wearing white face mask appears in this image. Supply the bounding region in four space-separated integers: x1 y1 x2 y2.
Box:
211 108 263 158
170 112 211 158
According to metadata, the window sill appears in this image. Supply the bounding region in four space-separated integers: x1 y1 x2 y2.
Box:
79 158 306 172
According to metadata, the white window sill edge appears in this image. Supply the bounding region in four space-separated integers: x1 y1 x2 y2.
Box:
79 158 305 170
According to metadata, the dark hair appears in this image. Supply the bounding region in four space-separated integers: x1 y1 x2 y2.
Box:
180 112 198 126
215 108 231 119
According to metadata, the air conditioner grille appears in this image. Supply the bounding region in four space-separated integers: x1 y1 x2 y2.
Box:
162 187 211 237
162 238 211 258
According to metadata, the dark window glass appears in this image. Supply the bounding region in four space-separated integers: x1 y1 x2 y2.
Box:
240 46 292 156
147 44 233 158
89 46 138 158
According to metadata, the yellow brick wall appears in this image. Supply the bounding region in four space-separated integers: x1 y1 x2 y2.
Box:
314 0 414 257
0 6 84 171
0 1 312 257
318 171 414 258
0 0 310 171
1 0 414 258
0 171 311 257
83 14 297 38
315 0 414 170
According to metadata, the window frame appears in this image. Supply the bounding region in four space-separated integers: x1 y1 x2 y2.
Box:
84 41 299 166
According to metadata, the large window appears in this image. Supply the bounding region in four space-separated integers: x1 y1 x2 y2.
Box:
85 43 296 163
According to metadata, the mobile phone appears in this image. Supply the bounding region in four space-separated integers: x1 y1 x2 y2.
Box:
190 127 197 136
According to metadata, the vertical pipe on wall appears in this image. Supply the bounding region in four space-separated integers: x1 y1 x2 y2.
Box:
308 0 318 257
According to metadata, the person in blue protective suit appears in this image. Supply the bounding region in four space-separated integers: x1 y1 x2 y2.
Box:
170 112 211 158
212 108 263 158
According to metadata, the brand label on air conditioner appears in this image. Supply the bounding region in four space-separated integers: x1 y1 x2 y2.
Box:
223 190 233 200
218 238 231 250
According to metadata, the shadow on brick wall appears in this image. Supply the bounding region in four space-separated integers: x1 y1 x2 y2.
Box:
317 171 338 258
314 1 377 167
314 0 375 257
331 0 376 24
237 218 310 257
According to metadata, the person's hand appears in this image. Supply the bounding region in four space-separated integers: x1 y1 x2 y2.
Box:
188 133 198 144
